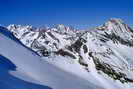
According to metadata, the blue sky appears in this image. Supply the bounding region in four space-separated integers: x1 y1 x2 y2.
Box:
0 0 133 29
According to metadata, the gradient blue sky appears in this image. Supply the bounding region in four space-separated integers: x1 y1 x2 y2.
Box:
0 0 133 29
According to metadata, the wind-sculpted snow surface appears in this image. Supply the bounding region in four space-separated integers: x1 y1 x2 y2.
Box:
0 18 133 89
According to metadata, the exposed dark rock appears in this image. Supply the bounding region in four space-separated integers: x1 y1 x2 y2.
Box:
71 38 87 53
40 50 49 57
55 49 76 59
45 41 49 44
83 45 88 53
78 55 88 67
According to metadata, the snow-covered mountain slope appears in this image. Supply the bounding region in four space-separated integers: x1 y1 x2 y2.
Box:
63 18 133 84
1 18 133 89
0 26 105 89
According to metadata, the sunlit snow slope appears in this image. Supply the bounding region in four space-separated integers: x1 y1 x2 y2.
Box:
0 26 103 89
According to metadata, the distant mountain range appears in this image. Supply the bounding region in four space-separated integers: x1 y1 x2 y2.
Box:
0 18 133 89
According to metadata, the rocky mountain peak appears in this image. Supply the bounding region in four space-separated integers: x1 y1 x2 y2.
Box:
109 18 123 24
97 18 124 31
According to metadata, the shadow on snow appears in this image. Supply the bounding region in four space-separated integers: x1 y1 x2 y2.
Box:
0 54 52 89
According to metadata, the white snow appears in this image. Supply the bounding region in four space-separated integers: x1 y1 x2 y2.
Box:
0 28 103 89
1 18 133 89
